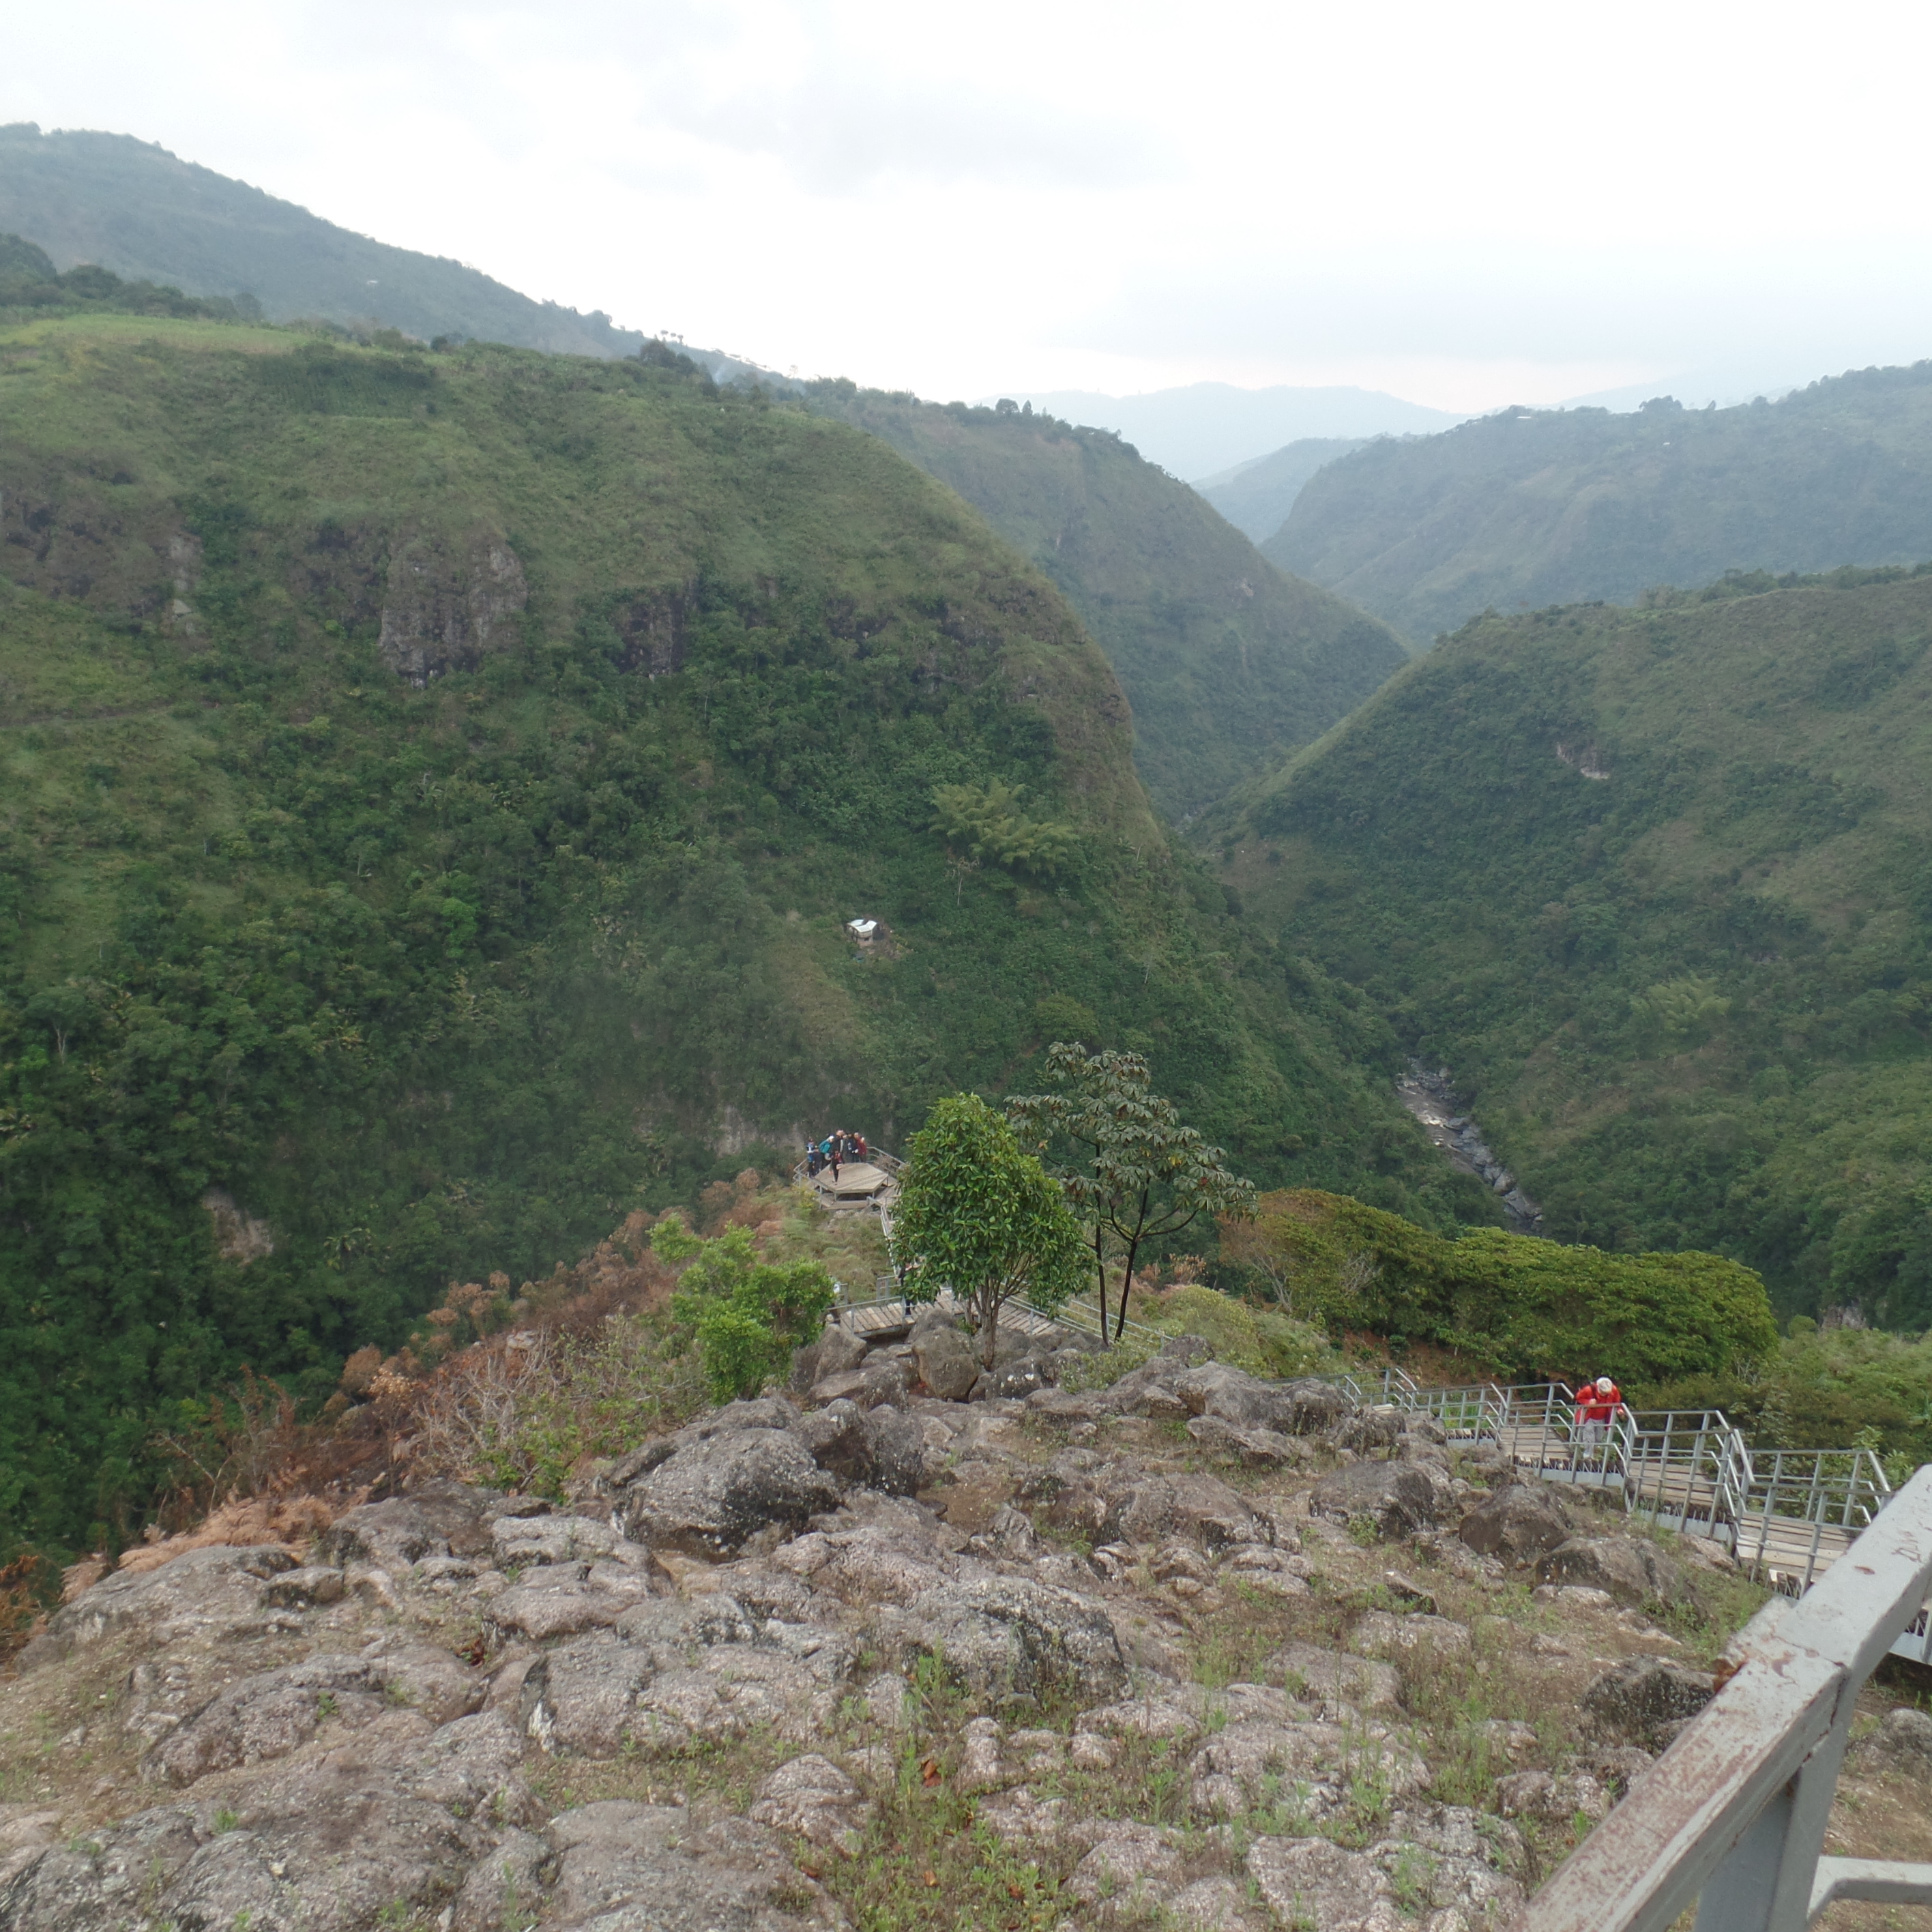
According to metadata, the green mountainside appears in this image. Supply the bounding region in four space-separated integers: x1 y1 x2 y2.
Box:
803 387 1407 821
1266 366 1932 647
1195 437 1371 544
0 314 1469 1553
0 124 647 356
1211 566 1932 1326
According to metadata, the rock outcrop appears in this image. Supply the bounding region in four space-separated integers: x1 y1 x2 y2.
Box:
6 1332 1872 1932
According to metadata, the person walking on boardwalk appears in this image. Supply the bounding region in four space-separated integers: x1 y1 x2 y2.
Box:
806 1141 823 1179
1575 1375 1623 1466
825 1133 842 1183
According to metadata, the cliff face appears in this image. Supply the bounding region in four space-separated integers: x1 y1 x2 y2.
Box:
1 1323 1849 1932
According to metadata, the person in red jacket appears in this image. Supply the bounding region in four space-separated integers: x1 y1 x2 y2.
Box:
1575 1375 1623 1463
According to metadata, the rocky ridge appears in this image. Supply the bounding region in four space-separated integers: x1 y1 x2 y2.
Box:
1 1319 1918 1932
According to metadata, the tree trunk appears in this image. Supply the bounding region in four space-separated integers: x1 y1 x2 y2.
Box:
1094 1226 1108 1339
1113 1239 1141 1341
979 1288 999 1370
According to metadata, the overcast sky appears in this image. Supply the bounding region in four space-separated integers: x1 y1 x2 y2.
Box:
11 0 1932 412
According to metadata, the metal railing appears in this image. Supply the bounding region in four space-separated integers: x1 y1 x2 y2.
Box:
1527 1465 1932 1932
1733 1447 1892 1594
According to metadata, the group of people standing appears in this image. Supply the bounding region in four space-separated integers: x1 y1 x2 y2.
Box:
804 1128 868 1180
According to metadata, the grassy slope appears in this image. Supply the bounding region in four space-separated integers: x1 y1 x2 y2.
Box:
1210 568 1932 1325
1266 365 1932 647
804 388 1408 823
0 314 1467 1551
0 125 642 355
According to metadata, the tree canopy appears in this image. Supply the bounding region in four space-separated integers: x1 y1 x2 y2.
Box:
891 1094 1087 1368
652 1218 836 1403
1008 1044 1255 1339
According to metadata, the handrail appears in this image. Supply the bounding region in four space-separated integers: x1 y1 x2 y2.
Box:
1525 1465 1932 1932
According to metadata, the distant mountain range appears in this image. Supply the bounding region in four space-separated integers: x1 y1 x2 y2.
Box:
986 382 1463 482
1266 366 1932 647
1194 437 1373 544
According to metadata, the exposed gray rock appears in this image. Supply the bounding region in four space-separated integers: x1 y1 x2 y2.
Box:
894 1572 1128 1703
1274 1641 1402 1711
1581 1656 1716 1748
543 1800 838 1930
1102 1469 1262 1553
1858 1706 1932 1776
865 1407 933 1497
1190 1710 1429 1819
1535 1535 1690 1608
521 1630 839 1759
451 1826 550 1932
484 1562 662 1643
263 1564 345 1607
913 1324 980 1401
1308 1459 1441 1538
1352 1610 1474 1660
1460 1482 1577 1566
1246 1808 1525 1932
619 1429 842 1557
749 1753 875 1854
792 1400 876 1484
2 1714 540 1932
143 1654 387 1785
491 1512 628 1568
20 1545 297 1666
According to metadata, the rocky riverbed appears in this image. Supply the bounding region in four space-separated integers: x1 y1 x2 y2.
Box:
3 1323 1927 1932
1396 1065 1543 1233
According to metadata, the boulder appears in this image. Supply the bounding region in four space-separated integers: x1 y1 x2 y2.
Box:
1191 1716 1429 1819
1274 1641 1401 1712
793 1324 866 1391
749 1753 875 1854
541 1800 838 1931
263 1564 347 1607
792 1400 876 1484
860 1355 916 1408
1581 1657 1716 1748
913 1325 980 1401
484 1563 662 1643
1 1715 539 1932
1459 1482 1576 1566
321 1480 502 1570
144 1655 387 1785
1351 1611 1473 1660
1534 1536 1690 1608
1308 1460 1440 1538
617 1428 842 1557
1246 1809 1524 1932
896 1572 1128 1702
20 1545 297 1665
491 1512 627 1568
1101 1471 1261 1553
993 1356 1048 1400
866 1407 933 1496
1858 1706 1932 1776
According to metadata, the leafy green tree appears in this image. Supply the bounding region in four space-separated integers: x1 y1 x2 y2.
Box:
1009 1044 1255 1341
929 779 1077 876
652 1218 836 1403
891 1094 1087 1368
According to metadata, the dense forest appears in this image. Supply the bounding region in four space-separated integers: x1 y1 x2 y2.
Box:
1268 366 1932 646
0 312 1480 1556
804 385 1406 821
1210 565 1932 1326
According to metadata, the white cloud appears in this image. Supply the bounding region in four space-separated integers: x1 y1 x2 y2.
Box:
5 0 1932 411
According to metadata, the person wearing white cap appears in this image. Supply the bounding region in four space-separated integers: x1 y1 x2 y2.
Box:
1575 1373 1624 1465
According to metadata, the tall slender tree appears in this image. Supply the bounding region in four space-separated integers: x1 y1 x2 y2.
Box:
1009 1044 1255 1341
